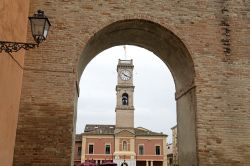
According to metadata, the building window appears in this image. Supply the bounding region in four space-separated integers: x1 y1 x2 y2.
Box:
88 144 94 154
122 141 127 151
139 145 144 155
77 146 82 156
155 145 161 155
105 144 111 154
122 93 128 105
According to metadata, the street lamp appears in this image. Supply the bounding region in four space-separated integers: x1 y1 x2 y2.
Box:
0 10 51 53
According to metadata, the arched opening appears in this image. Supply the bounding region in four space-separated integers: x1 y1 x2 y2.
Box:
122 93 129 105
76 45 177 166
77 19 197 165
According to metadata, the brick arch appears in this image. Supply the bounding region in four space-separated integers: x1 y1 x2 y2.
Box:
82 14 194 58
78 19 197 166
78 19 194 92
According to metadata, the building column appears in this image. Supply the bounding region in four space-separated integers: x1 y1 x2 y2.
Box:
146 160 149 166
151 160 153 166
163 136 167 166
81 137 86 162
130 138 135 152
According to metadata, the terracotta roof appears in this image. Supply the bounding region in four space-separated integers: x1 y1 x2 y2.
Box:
135 127 167 136
171 125 177 130
75 134 82 141
81 124 167 136
83 124 115 135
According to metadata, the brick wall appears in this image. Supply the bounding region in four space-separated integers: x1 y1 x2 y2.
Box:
13 1 250 166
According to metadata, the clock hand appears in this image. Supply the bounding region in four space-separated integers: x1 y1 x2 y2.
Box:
122 73 130 77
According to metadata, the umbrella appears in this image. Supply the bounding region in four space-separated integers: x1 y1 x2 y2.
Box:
80 161 97 166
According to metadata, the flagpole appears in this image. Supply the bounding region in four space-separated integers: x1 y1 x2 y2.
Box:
123 45 127 60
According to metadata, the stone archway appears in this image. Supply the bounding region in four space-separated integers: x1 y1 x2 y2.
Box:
13 19 197 166
77 19 197 166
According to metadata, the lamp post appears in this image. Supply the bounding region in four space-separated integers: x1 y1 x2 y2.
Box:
0 10 51 53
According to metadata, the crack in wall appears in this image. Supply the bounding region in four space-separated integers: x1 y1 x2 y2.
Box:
220 0 231 62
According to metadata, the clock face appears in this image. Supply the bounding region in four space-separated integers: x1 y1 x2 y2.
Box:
120 70 131 81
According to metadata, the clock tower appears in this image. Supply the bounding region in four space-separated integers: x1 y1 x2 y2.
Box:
115 59 134 128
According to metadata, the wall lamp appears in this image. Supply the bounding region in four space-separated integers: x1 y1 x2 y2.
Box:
0 10 51 53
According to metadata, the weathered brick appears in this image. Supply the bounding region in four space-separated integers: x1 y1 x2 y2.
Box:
10 0 250 166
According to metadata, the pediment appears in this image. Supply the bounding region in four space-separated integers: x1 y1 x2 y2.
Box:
115 129 135 137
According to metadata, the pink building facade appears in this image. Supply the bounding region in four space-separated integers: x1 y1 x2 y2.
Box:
74 126 167 166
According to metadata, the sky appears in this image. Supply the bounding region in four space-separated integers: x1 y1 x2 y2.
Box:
76 45 176 143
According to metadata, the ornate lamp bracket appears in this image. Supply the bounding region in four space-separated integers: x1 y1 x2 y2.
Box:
0 41 38 53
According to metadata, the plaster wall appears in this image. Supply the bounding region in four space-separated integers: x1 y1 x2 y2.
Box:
85 137 115 155
0 1 30 166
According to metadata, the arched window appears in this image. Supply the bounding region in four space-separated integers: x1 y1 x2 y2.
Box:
122 93 128 105
122 141 127 151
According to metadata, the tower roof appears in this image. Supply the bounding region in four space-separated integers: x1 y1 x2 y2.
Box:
117 59 134 70
118 59 133 65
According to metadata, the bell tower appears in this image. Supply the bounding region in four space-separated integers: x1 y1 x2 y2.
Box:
115 59 134 128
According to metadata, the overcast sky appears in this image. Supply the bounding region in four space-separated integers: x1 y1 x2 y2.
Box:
76 45 176 143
